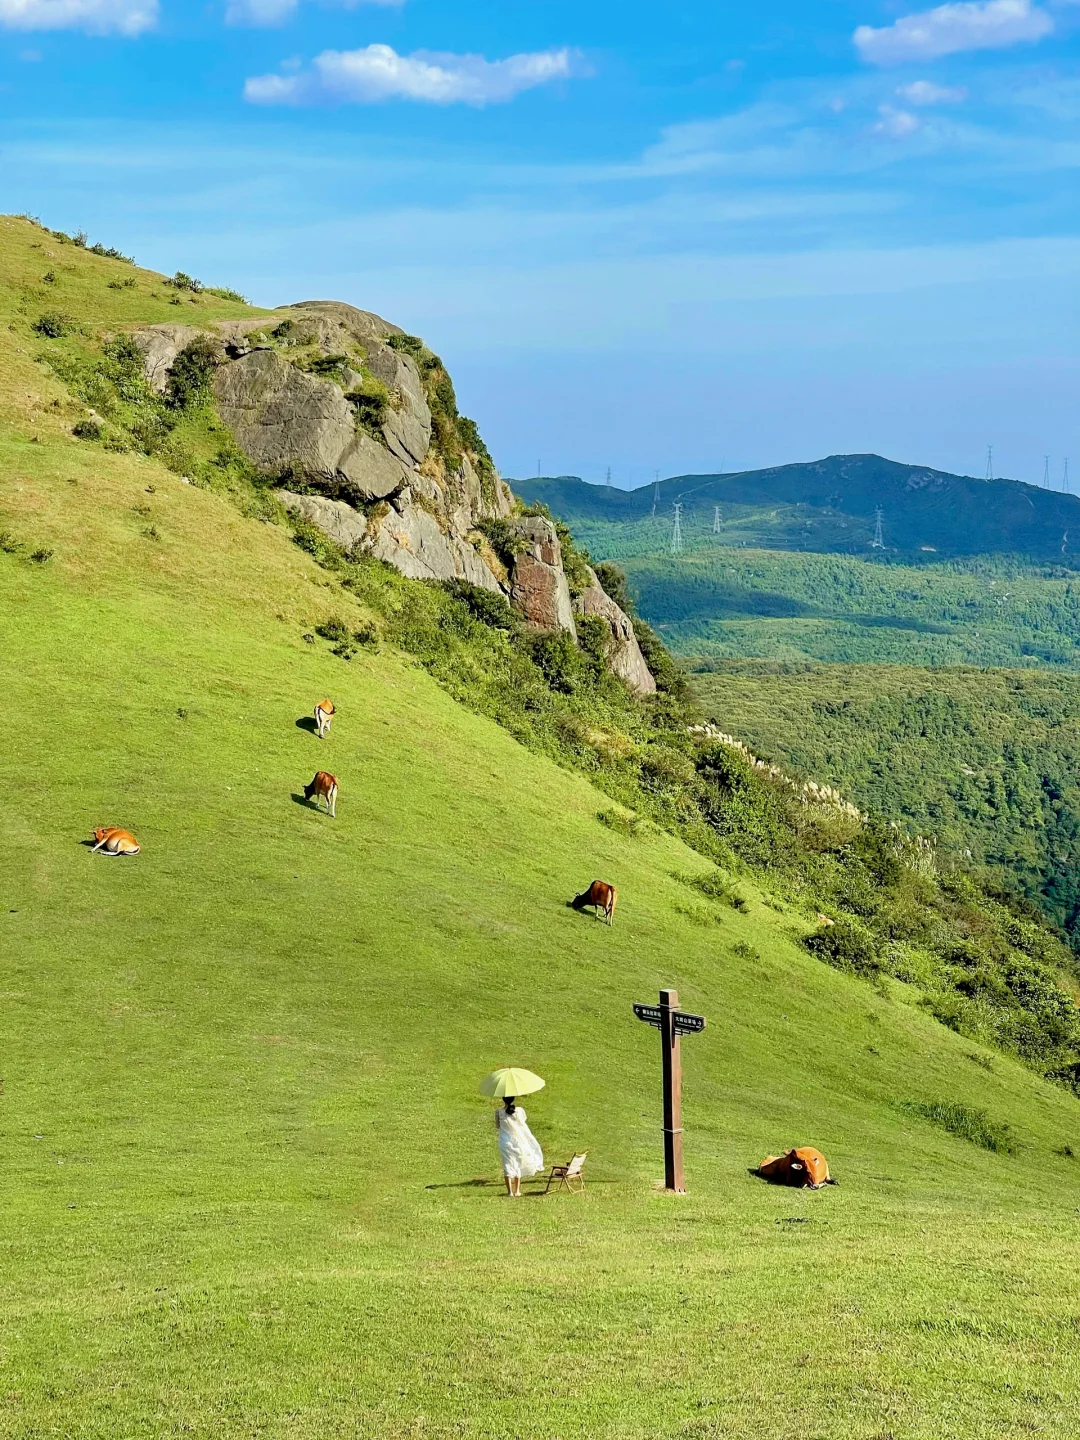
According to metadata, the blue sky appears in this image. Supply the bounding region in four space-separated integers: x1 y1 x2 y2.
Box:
2 0 1079 488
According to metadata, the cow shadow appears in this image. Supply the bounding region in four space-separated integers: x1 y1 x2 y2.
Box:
295 716 319 735
291 792 317 809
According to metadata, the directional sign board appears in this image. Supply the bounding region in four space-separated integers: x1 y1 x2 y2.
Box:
633 1003 705 1035
633 1003 663 1028
674 1012 706 1035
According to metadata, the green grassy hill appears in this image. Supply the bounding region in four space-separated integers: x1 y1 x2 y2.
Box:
4 216 1080 1438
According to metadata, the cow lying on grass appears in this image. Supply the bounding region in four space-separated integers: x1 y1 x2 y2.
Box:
91 827 140 856
755 1147 837 1189
304 771 338 817
569 880 617 926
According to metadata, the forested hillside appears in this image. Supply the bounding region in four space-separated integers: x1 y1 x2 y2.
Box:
597 549 1080 667
691 662 1080 949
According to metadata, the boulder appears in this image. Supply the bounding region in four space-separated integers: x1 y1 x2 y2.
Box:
575 567 656 697
367 501 502 592
277 491 367 551
508 516 577 636
131 324 204 393
213 349 411 501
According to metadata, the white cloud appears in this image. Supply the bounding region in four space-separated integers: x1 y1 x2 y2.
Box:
874 104 922 135
897 79 969 104
225 0 400 25
245 43 576 106
854 0 1054 65
0 0 156 31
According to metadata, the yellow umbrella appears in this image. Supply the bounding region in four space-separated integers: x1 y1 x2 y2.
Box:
479 1067 545 1099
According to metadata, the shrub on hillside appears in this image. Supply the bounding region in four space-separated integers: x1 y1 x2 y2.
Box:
440 580 518 632
33 312 73 338
526 629 583 694
805 917 881 977
165 336 220 411
899 1099 1018 1155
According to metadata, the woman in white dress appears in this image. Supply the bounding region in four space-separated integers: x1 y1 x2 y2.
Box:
495 1097 544 1197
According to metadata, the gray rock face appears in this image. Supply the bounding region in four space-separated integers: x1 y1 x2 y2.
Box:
213 349 411 501
575 567 656 697
508 517 577 636
131 324 204 393
278 491 368 551
277 487 500 592
367 504 501 591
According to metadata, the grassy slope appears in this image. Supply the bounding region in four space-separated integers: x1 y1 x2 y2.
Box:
3 221 1080 1438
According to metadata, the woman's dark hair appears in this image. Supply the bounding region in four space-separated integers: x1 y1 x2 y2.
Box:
503 1097 516 1115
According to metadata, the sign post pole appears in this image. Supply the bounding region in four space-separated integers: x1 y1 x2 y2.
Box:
633 988 705 1194
660 988 683 1193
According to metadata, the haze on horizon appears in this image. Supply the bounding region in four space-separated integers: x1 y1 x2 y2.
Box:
2 0 1078 490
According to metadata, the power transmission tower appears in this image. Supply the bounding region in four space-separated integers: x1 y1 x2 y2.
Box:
1065 459 1071 495
985 446 994 481
871 507 885 549
651 471 660 520
671 503 683 556
713 505 721 533
1044 455 1051 488
606 466 612 484
537 459 541 477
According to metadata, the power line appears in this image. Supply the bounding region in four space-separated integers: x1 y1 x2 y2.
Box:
671 503 683 556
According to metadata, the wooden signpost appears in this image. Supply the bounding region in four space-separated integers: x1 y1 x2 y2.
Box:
633 988 706 1193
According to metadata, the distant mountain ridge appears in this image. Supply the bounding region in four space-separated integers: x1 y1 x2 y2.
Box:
514 454 1080 562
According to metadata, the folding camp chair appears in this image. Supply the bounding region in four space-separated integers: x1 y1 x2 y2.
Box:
544 1152 587 1194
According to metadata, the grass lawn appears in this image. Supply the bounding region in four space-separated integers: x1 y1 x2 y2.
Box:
2 218 1080 1438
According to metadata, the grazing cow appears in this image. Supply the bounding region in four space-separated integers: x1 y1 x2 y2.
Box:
314 698 335 739
570 880 617 926
304 771 338 817
91 827 140 856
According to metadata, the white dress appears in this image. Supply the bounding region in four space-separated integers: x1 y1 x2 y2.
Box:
495 1106 544 1179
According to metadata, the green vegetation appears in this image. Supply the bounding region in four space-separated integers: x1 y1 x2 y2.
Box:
899 1100 1019 1155
690 662 1080 949
589 548 1080 667
5 215 1080 1437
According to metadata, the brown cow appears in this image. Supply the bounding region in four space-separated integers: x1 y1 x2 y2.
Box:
304 771 338 817
756 1147 836 1189
570 880 617 926
314 698 335 740
91 827 140 856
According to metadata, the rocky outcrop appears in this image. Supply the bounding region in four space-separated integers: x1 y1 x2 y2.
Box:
213 350 411 502
134 298 656 697
277 491 368 551
279 489 501 592
131 324 204 393
575 567 656 697
508 517 577 636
